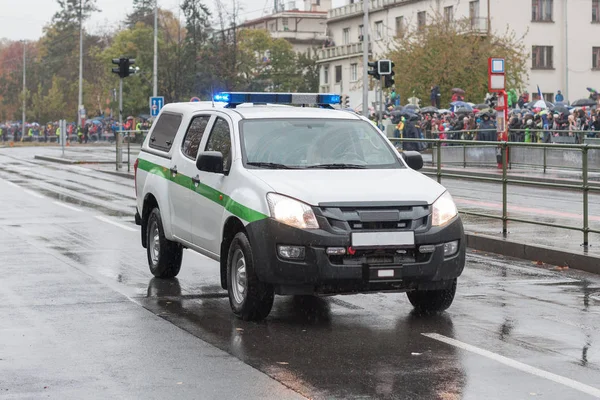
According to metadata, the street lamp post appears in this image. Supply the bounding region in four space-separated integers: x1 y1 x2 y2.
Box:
22 40 26 141
361 0 370 117
153 0 158 97
78 0 84 128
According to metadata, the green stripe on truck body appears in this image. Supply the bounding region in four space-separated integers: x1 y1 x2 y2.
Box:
137 157 268 223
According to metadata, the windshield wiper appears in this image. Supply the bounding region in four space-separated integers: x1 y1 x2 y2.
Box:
247 162 295 169
304 163 367 169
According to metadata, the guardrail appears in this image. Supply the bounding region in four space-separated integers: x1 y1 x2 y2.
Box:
391 137 600 247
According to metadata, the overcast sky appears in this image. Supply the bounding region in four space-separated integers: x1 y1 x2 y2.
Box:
0 0 316 41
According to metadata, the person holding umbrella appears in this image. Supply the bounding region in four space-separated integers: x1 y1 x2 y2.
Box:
451 88 465 103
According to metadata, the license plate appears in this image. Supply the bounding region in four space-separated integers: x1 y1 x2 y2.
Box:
351 231 415 248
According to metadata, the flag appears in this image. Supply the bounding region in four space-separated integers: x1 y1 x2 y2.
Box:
537 85 543 101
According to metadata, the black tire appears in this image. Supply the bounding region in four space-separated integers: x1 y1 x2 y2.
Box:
226 232 274 321
406 279 457 314
146 208 183 279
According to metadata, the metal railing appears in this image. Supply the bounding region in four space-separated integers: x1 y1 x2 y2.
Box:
391 137 600 247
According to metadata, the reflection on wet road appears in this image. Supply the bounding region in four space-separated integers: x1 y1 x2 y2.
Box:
2 148 600 399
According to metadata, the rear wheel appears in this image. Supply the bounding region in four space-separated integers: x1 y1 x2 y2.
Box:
146 208 183 279
227 232 274 321
406 279 457 314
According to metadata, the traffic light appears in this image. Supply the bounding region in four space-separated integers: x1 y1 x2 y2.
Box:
111 58 138 79
367 61 380 80
384 62 395 88
342 95 350 108
377 60 393 76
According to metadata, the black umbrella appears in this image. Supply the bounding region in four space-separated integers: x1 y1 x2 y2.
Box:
475 103 489 110
571 98 597 107
420 106 438 114
404 104 420 112
452 88 465 95
550 105 569 115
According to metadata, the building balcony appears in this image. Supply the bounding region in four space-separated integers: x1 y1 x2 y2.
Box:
317 42 371 63
461 17 489 35
328 0 412 22
270 30 328 43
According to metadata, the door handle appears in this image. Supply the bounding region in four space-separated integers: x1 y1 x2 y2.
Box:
192 175 201 187
169 166 178 176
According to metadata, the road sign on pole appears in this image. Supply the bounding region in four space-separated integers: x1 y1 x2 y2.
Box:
149 96 164 117
488 57 505 92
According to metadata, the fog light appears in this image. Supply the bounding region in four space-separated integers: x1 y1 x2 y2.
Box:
326 247 346 256
444 240 459 257
419 245 436 254
278 245 305 260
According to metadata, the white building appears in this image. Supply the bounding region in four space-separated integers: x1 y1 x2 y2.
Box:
233 0 331 56
317 0 600 108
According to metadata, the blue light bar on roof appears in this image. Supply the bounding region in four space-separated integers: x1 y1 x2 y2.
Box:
212 92 341 105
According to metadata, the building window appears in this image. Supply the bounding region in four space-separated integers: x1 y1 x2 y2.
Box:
593 0 600 22
323 66 329 84
532 0 553 22
269 22 276 32
444 6 454 23
335 65 342 83
358 24 364 41
469 0 479 25
375 21 384 40
395 16 404 37
350 63 358 81
593 47 600 69
532 46 553 69
532 92 554 102
417 11 427 30
343 28 350 45
282 17 289 30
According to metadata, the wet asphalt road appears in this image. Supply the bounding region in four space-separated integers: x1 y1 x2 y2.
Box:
1 147 600 399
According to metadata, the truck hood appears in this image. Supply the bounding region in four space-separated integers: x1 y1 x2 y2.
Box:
247 168 446 206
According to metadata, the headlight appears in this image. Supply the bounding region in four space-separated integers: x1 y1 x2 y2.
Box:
432 191 458 227
266 193 319 229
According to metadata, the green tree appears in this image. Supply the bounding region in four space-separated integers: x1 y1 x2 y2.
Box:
180 0 211 97
386 13 528 107
127 0 155 27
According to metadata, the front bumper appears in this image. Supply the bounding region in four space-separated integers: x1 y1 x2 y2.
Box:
245 216 465 295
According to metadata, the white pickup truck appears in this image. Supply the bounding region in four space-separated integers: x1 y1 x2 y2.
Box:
134 92 465 321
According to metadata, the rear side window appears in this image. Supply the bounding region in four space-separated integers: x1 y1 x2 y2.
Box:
182 116 211 160
205 118 232 171
149 113 182 152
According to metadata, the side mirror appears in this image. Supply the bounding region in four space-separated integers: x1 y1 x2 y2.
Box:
401 151 423 170
196 151 224 174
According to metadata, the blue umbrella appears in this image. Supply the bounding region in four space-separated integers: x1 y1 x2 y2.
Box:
450 101 473 112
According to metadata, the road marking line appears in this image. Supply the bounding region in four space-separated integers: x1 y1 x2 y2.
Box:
53 201 83 212
23 189 45 199
95 216 137 232
2 179 19 188
422 333 600 398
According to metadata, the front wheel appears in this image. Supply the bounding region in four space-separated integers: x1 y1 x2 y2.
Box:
227 232 274 321
146 208 183 279
406 279 457 314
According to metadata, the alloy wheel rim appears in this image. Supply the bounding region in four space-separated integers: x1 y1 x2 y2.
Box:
231 249 247 305
150 221 160 265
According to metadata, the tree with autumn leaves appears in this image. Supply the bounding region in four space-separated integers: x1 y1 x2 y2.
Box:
386 12 528 107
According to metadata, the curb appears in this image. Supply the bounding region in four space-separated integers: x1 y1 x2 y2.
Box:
465 232 600 274
34 155 118 165
95 169 134 180
422 166 600 188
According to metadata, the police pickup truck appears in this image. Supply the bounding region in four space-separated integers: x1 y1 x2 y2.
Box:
134 92 465 321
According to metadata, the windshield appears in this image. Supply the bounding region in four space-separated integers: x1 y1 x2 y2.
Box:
240 119 402 169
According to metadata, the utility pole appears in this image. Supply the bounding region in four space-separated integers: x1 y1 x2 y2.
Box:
362 0 370 117
153 0 158 97
22 40 26 139
564 0 569 103
78 0 84 128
